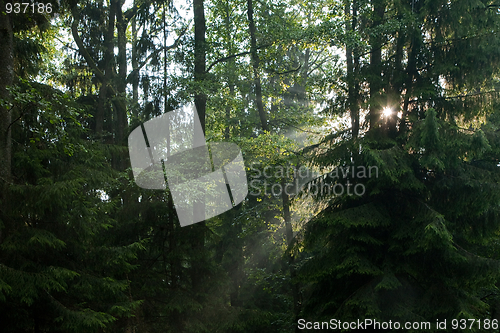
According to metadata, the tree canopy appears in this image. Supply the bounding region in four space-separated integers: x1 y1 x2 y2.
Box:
1 0 500 332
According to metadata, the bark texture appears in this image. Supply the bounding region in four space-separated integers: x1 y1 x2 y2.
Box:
247 0 269 132
0 0 13 246
0 0 13 186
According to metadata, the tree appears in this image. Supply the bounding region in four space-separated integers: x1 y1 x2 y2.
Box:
297 0 500 329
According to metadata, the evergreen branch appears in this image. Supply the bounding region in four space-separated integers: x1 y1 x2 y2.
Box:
480 292 498 301
7 102 34 132
442 90 498 100
425 29 500 47
300 143 321 155
454 242 500 266
127 25 189 82
0 175 12 185
296 128 352 156
404 90 498 105
269 119 321 135
206 44 272 73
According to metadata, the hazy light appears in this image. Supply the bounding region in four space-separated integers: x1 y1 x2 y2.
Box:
382 107 392 117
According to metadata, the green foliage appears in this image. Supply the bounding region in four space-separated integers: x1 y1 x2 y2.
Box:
4 0 500 332
0 79 141 331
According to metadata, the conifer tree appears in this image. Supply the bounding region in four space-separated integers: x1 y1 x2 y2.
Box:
297 0 500 330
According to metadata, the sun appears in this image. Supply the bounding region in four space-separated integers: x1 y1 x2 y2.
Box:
382 107 392 117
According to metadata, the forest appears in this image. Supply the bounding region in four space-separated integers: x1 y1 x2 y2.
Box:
2 0 500 332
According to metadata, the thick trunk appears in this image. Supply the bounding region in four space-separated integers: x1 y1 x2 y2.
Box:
0 0 13 244
162 1 178 294
93 0 116 137
0 0 13 186
282 177 300 332
191 0 207 294
115 0 128 147
400 33 418 136
247 0 268 132
368 0 385 133
387 28 405 138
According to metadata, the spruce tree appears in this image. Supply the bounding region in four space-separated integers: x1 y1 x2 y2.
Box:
297 0 500 331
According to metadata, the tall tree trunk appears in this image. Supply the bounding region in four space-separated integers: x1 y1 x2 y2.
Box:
163 3 168 114
92 0 116 137
400 32 418 137
194 0 206 134
96 83 107 135
224 3 235 140
131 1 139 106
346 0 360 139
0 0 13 244
387 27 405 138
101 0 117 137
115 0 128 148
0 0 13 185
225 79 235 140
368 0 385 134
192 0 207 295
247 0 269 132
162 1 179 301
282 176 300 333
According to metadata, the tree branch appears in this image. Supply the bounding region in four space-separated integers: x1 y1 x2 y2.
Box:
127 25 189 82
70 5 107 83
267 64 302 75
269 118 321 134
206 43 272 73
124 2 139 22
6 102 34 132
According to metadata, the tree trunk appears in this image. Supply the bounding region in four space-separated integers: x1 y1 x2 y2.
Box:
93 0 116 137
387 27 405 138
115 0 128 148
224 3 235 140
282 177 300 333
191 0 207 294
194 0 206 134
96 83 106 135
0 0 13 186
247 0 269 132
0 0 14 244
368 0 385 134
400 32 418 137
346 0 360 139
131 2 139 106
